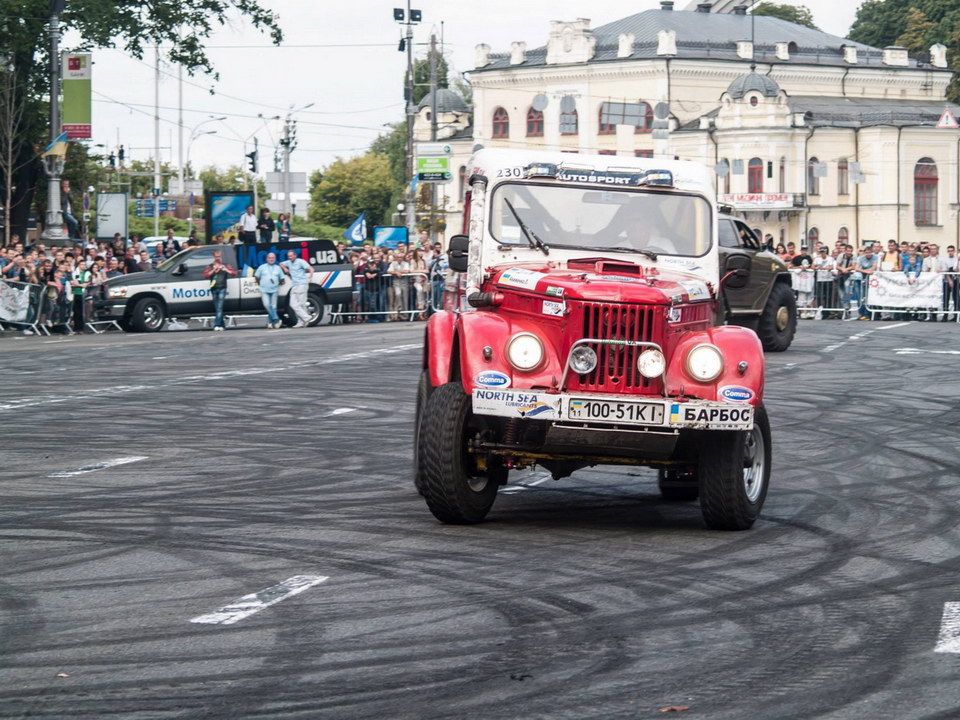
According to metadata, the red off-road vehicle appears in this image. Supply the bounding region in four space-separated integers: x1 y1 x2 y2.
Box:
414 149 771 530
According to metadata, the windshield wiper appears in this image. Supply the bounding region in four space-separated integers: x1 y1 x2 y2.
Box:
503 198 549 256
561 245 658 262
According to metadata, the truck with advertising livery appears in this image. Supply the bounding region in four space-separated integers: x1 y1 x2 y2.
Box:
95 239 352 331
413 149 772 530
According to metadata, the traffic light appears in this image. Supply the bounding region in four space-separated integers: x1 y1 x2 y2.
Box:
246 150 258 173
410 9 421 22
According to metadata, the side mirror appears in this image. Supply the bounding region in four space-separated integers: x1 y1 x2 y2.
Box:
171 264 186 276
448 234 470 273
723 255 751 289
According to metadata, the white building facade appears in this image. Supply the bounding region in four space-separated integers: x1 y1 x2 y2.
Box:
463 2 960 249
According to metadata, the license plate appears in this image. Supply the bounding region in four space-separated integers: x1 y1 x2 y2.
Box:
567 398 664 425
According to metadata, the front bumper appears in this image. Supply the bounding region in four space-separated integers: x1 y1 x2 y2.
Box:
94 300 126 319
472 388 753 431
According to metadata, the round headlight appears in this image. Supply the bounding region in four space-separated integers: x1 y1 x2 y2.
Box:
637 348 665 378
506 332 545 371
685 343 724 382
569 346 598 374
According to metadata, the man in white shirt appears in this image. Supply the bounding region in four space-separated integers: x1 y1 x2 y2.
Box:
812 246 837 316
939 245 958 319
921 243 941 273
239 205 258 244
387 255 411 320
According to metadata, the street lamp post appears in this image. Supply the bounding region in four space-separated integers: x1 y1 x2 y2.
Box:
185 129 216 237
39 1 69 247
280 103 313 218
219 113 279 214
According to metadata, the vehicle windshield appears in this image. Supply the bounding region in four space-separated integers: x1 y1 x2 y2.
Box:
489 182 711 257
156 249 193 272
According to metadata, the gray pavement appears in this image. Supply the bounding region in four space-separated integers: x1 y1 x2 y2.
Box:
1 319 960 719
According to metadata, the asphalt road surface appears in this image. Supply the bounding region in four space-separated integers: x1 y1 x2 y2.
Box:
2 318 959 719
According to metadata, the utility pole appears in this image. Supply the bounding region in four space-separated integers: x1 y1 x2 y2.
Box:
282 116 292 217
394 2 420 241
39 0 68 246
429 32 438 242
153 45 161 238
177 64 183 196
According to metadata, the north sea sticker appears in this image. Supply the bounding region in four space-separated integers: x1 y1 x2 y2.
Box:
542 300 565 317
718 385 754 403
475 370 510 387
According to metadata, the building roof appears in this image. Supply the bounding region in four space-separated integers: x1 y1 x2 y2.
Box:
418 88 469 113
787 97 960 127
726 71 781 98
476 8 935 72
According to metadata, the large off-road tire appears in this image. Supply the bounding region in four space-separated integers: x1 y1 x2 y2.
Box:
419 382 498 524
756 283 797 352
698 404 771 531
412 370 432 495
658 469 699 502
130 297 165 333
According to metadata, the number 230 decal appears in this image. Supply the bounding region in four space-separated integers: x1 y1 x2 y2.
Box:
496 167 523 178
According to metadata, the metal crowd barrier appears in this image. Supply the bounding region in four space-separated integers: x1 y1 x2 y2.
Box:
789 268 960 321
329 271 439 322
0 279 47 335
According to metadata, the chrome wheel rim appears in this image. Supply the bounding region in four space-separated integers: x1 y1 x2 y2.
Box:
775 306 789 331
144 304 163 329
306 298 321 324
467 475 489 493
742 425 766 503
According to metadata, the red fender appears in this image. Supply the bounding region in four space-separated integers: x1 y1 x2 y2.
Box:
665 325 765 405
425 311 456 387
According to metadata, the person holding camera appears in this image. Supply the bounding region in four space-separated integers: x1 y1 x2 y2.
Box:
203 250 237 331
254 252 284 329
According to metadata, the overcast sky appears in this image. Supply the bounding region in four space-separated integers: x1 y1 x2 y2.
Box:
78 0 863 183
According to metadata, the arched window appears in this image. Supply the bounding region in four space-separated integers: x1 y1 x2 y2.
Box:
722 158 731 194
634 101 653 133
807 227 819 246
492 107 509 138
598 106 616 135
748 157 763 193
788 41 799 54
807 157 820 196
914 157 938 226
838 226 849 244
778 156 785 193
458 165 467 201
526 107 544 137
837 158 849 196
559 108 578 135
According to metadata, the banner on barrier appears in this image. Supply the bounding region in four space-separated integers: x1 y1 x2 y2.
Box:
0 281 34 323
868 272 942 308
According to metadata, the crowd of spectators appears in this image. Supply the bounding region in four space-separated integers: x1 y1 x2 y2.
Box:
774 238 958 321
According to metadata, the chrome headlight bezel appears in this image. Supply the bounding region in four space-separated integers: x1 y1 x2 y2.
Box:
108 286 128 299
637 348 666 378
506 332 545 372
684 343 724 382
569 345 598 375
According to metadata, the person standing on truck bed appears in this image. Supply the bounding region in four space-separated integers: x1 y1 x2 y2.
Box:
280 249 313 328
203 250 237 332
258 208 275 244
239 205 258 245
254 252 285 329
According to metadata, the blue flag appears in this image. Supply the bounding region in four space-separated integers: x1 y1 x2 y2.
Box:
409 175 419 195
344 212 366 244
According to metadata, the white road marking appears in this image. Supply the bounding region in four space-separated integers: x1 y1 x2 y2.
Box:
43 339 75 344
49 456 148 478
502 475 552 494
323 407 359 417
823 328 878 353
0 344 420 412
190 575 328 626
935 603 960 653
875 321 912 331
895 347 960 356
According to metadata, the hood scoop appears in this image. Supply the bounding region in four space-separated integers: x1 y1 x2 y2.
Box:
566 257 645 277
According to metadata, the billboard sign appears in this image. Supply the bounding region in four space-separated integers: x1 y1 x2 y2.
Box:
96 192 128 241
373 225 409 248
204 191 254 243
62 53 92 140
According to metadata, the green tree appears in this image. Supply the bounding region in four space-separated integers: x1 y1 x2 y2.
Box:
412 54 449 105
197 164 267 199
751 2 819 30
309 153 395 230
896 8 937 53
0 0 281 241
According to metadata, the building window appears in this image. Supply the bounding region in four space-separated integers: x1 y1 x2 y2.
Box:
749 96 758 107
526 107 544 137
598 106 616 135
778 157 785 193
722 158 731 194
634 102 653 133
748 157 763 193
788 41 798 54
559 108 578 135
838 158 849 196
492 107 509 138
838 226 849 244
808 226 819 246
635 149 653 158
598 150 617 155
807 157 820 196
458 165 467 201
914 157 938 226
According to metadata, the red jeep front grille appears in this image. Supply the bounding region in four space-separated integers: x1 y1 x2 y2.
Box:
569 302 663 393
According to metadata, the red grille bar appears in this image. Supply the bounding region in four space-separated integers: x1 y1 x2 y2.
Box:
570 301 663 393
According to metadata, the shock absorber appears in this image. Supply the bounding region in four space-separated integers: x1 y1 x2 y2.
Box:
502 418 520 469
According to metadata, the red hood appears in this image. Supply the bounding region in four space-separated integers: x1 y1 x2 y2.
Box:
489 258 714 304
